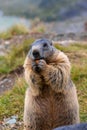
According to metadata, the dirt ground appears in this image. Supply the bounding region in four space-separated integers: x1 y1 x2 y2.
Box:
0 66 24 95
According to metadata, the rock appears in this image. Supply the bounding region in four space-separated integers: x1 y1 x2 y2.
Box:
5 118 16 125
0 79 9 85
5 41 10 45
4 118 10 123
4 115 18 126
53 123 87 130
0 116 22 130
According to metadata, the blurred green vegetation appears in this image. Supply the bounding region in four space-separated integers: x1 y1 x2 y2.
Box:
0 24 29 40
0 22 45 40
0 38 34 74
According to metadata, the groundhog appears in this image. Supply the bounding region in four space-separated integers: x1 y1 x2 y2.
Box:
23 38 79 130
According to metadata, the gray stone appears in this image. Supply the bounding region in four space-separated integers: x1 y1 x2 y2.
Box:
6 118 17 125
53 123 87 130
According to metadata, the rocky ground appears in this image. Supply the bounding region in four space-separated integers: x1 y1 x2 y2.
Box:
0 32 87 56
0 66 23 95
0 116 23 130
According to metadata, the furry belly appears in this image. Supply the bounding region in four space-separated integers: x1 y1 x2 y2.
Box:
33 91 78 128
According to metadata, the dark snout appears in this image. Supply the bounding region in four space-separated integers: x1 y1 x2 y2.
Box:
29 45 43 60
32 49 40 60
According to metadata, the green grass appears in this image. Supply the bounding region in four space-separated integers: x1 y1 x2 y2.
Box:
0 77 27 120
0 38 34 74
0 42 87 123
0 23 45 40
0 24 29 40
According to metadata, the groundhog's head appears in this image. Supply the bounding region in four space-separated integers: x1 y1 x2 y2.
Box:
28 38 55 62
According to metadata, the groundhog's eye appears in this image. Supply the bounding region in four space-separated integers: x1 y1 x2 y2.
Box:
43 43 48 48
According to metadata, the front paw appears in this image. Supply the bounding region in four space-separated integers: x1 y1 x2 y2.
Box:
37 59 47 71
32 60 47 73
32 61 40 73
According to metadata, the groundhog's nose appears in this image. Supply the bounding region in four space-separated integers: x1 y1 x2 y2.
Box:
32 50 40 59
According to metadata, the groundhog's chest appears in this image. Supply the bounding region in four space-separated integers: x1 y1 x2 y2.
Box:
33 86 69 127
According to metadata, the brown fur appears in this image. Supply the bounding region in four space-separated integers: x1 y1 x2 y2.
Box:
23 46 79 130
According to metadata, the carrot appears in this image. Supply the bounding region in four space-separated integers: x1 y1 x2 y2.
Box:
35 60 39 64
